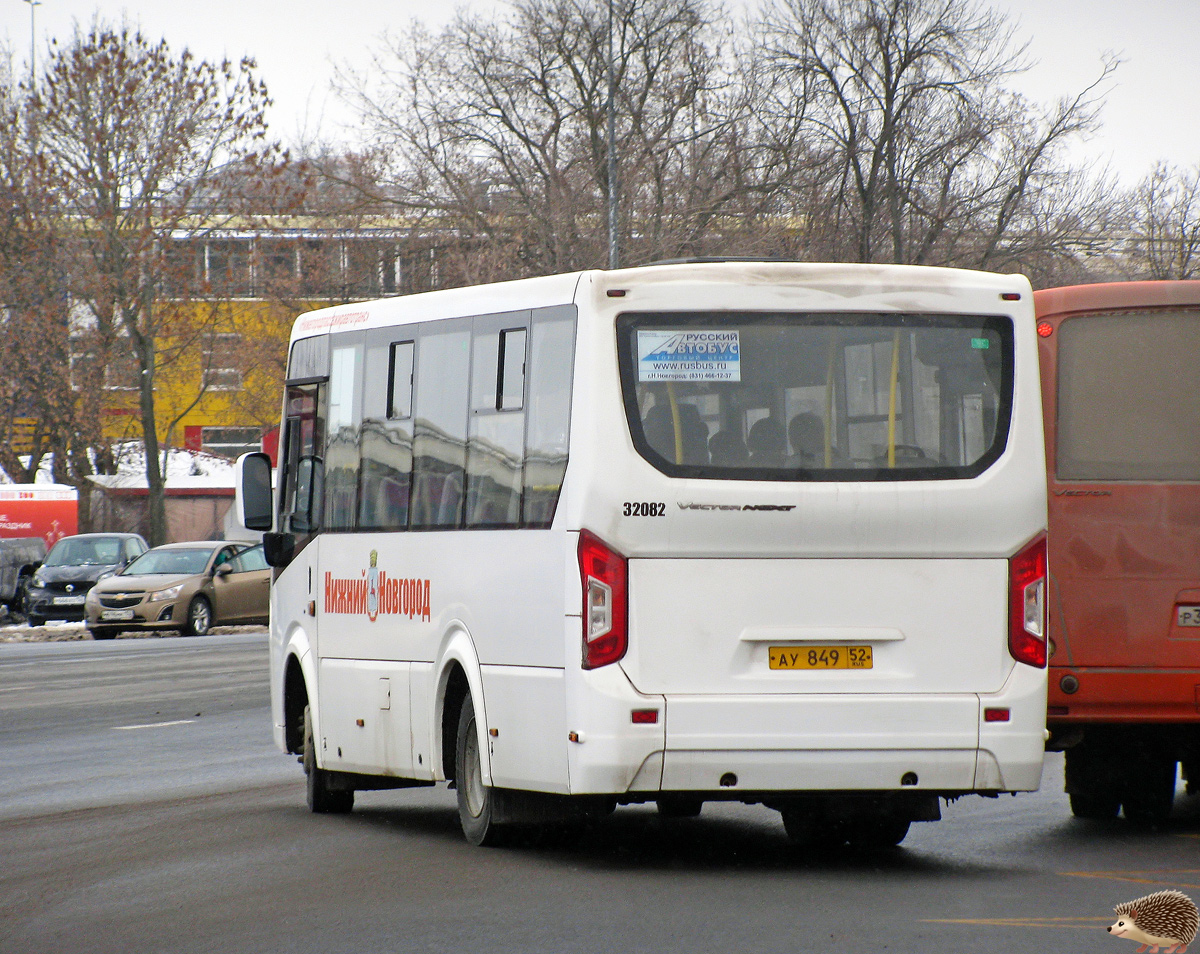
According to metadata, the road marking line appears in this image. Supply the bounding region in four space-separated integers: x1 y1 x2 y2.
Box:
1061 871 1200 890
114 720 196 730
0 685 35 692
921 917 1109 927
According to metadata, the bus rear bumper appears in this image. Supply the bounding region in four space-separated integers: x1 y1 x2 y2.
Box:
567 666 1046 795
1048 667 1200 723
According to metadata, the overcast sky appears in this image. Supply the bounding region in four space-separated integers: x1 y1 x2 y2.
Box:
1 0 1196 185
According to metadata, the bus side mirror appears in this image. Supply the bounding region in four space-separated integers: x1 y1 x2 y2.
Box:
263 532 294 568
236 452 274 532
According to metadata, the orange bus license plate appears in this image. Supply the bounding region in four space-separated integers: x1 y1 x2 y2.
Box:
769 646 872 670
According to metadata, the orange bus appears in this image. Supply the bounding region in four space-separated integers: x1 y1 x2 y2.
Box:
1036 280 1200 822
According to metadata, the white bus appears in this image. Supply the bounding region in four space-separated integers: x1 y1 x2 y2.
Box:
237 261 1048 848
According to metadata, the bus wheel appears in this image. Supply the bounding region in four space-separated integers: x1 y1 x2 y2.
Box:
304 704 353 814
780 804 845 850
656 796 703 818
1069 792 1121 820
847 816 911 849
455 695 510 846
1122 758 1176 824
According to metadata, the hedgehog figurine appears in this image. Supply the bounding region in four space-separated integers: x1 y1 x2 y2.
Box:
1108 890 1199 953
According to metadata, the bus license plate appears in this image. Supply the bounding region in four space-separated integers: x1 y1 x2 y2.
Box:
1178 606 1200 627
769 646 872 670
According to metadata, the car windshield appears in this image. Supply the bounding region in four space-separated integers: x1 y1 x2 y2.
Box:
123 548 212 576
44 537 124 567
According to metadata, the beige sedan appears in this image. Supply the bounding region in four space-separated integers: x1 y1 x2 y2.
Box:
84 541 270 639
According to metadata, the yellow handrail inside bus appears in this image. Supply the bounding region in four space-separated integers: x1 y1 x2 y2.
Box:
887 330 900 468
666 382 683 464
824 334 837 467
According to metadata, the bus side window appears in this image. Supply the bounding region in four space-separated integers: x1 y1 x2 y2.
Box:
467 316 529 528
358 337 414 530
324 341 363 531
411 323 471 530
291 456 324 533
279 382 325 536
523 308 576 528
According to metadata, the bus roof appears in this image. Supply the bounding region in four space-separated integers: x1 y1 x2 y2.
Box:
1034 279 1200 317
289 260 1033 344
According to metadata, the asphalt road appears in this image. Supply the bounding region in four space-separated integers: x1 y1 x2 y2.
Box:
1 633 1197 954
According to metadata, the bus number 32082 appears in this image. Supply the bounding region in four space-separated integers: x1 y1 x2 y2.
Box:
623 502 666 517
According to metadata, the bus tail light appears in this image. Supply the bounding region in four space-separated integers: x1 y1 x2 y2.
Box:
1008 535 1047 668
578 530 628 670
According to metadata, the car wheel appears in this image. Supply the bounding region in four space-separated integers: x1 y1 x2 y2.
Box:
303 704 353 814
184 596 212 637
27 614 45 628
13 572 32 615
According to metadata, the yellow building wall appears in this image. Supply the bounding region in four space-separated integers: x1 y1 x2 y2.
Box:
98 298 303 451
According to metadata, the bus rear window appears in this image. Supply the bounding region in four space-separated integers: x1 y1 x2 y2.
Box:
1057 310 1200 481
617 311 1013 481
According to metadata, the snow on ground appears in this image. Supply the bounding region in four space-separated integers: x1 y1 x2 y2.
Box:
2 442 237 490
84 443 237 491
0 614 265 642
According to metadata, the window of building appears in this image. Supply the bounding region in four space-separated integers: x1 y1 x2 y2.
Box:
256 240 298 295
202 333 243 391
201 426 262 460
103 346 141 391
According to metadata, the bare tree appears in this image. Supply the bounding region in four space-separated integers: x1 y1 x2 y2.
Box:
1128 162 1200 279
335 0 774 280
758 0 1117 274
0 54 115 525
31 25 281 543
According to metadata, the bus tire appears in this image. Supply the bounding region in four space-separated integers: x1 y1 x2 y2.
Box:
455 695 511 846
304 704 353 814
1069 792 1120 820
847 816 911 849
1121 757 1176 824
656 795 703 818
779 804 845 850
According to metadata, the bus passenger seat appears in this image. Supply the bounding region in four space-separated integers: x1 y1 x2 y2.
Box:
709 429 748 465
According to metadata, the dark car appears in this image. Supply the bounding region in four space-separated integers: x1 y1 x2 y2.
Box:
23 533 149 626
84 541 270 639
